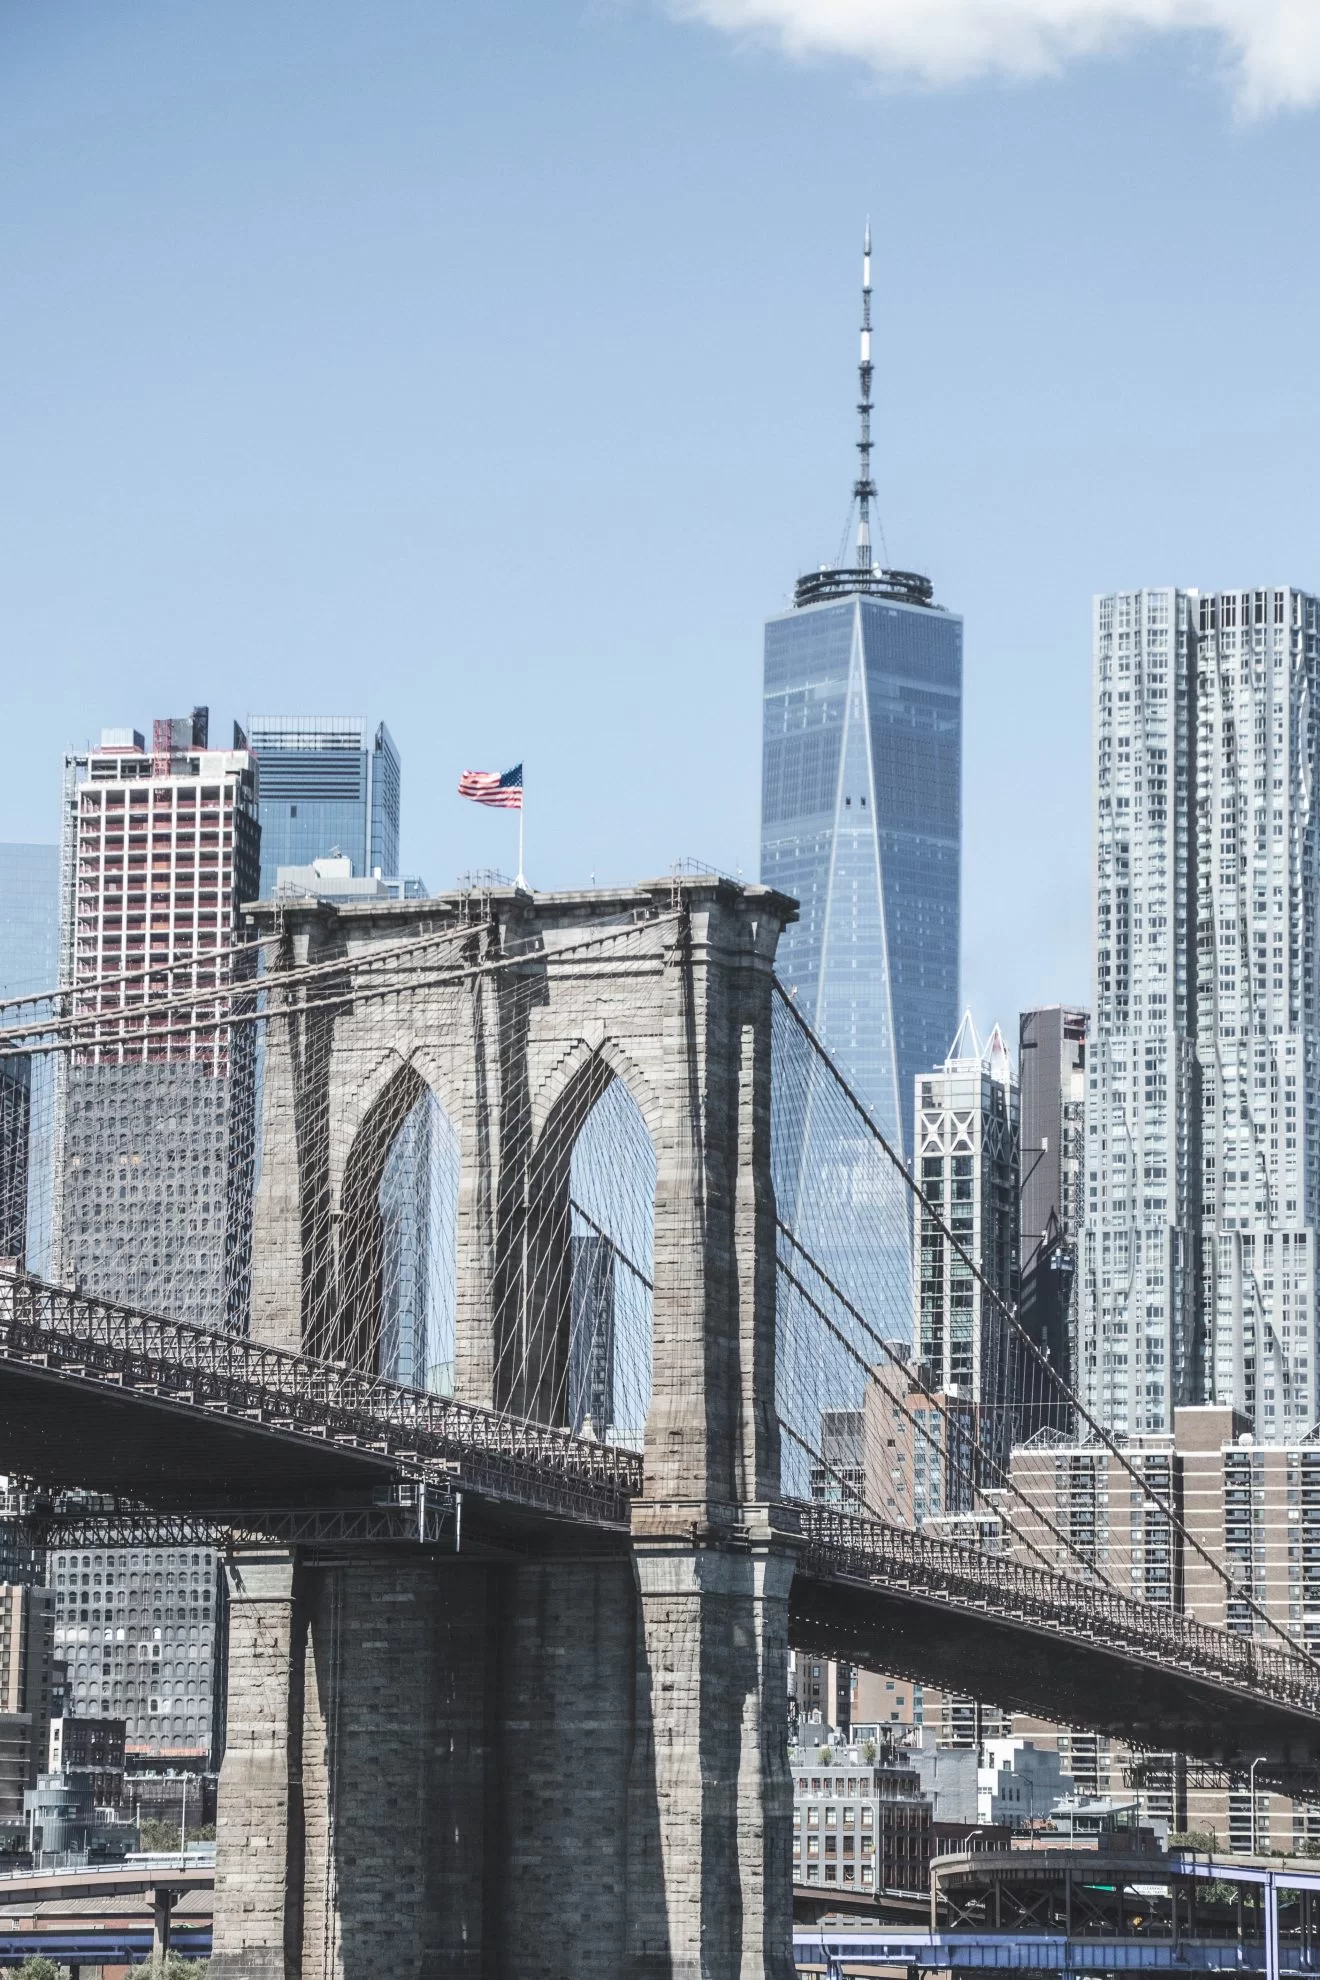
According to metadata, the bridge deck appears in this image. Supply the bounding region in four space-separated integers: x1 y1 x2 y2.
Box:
5 1272 1320 1766
792 1507 1320 1775
0 1863 213 1970
0 1272 639 1527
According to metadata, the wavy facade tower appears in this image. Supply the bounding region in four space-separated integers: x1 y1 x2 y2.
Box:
1084 588 1201 1436
761 229 962 1158
1084 585 1320 1443
1195 587 1320 1440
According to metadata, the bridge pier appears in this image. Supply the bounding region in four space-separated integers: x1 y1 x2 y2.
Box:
211 1550 305 1980
629 1520 796 1980
211 1533 795 1980
152 1883 178 1964
299 1556 496 1978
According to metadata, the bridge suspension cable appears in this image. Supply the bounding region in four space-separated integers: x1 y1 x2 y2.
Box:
0 926 278 1021
0 891 1307 1671
769 982 1315 1667
774 1233 1108 1586
0 906 676 1444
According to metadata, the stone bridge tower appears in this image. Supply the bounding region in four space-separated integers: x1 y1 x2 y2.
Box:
211 876 800 1980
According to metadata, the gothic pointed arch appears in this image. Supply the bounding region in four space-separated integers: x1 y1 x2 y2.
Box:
529 1034 661 1152
330 1057 460 1381
494 1042 657 1432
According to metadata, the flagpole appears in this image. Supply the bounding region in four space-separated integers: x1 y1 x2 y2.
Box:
516 787 527 891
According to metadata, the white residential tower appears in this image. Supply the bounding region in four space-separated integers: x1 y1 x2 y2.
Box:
1085 586 1320 1441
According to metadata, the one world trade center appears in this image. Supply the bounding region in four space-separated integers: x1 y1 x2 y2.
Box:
761 227 962 1166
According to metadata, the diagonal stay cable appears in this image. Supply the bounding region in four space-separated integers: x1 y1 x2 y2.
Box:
780 1420 1320 1719
777 1240 1099 1584
569 1199 654 1291
773 981 1315 1668
0 920 486 1056
554 1171 1071 1586
553 1054 1119 1587
0 928 282 1024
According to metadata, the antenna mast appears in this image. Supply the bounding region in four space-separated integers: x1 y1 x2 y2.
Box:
792 224 934 610
855 221 875 575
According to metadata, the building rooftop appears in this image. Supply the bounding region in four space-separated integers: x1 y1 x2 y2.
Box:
794 564 937 610
273 857 426 903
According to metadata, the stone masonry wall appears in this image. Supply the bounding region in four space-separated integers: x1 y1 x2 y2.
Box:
629 1536 796 1980
210 1552 304 1980
222 883 801 1979
210 1537 795 1980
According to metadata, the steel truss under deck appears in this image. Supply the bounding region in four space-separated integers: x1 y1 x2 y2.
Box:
0 1271 640 1526
25 1484 457 1553
5 1272 1320 1733
797 1504 1320 1720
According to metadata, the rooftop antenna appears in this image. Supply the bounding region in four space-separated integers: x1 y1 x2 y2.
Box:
855 220 875 576
792 226 933 611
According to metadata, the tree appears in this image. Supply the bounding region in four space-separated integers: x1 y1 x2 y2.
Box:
139 1817 215 1851
139 1817 177 1851
1169 1828 1219 1852
139 1817 211 1851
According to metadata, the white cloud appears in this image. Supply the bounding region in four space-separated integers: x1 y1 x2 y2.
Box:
669 0 1320 114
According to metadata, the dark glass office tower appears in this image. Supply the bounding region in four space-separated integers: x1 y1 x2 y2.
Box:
0 844 60 1000
761 231 962 1158
0 843 61 1274
568 1234 617 1436
247 716 401 897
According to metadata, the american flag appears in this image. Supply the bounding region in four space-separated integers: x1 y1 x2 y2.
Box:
457 763 523 810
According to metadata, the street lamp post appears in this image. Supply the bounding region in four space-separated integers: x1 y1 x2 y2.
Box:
1250 1757 1266 1855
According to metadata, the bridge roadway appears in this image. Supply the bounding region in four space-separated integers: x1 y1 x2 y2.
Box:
4 1272 1320 1779
0 1851 1307 1976
0 1857 212 1967
792 1928 1303 1975
796 1850 1320 1977
0 1857 1305 1979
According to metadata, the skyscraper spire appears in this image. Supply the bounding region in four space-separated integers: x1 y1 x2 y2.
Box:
855 220 875 575
792 225 933 610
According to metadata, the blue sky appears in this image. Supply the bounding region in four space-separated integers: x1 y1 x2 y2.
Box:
3 2 1319 1037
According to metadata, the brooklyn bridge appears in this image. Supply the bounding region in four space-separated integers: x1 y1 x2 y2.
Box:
1 875 1317 1979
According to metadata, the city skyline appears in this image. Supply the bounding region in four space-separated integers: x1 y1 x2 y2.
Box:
6 8 1320 1042
7 8 1320 1953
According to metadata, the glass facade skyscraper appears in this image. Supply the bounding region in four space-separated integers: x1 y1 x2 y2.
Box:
246 716 401 896
0 844 61 1273
0 844 60 1001
762 591 962 1154
760 230 961 1161
1018 1004 1088 1420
